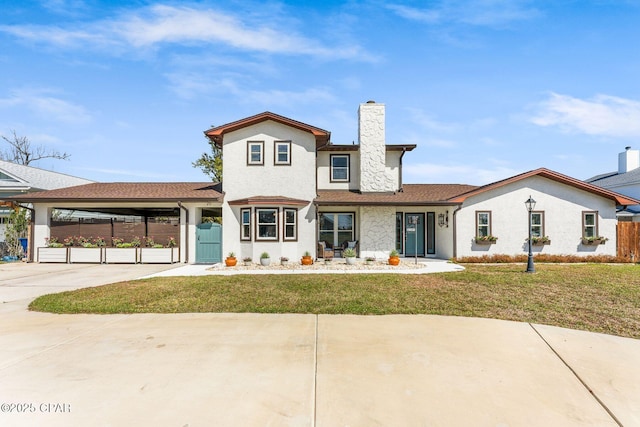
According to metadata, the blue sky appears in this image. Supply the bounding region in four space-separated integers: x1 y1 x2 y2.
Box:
1 0 640 185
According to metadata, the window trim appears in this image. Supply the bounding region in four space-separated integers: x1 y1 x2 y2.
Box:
247 141 264 166
475 211 492 237
240 208 251 241
330 154 350 182
255 207 279 241
274 140 292 166
283 208 297 241
582 211 598 238
530 211 545 238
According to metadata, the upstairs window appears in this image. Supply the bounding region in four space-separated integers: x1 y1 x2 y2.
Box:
330 154 350 182
274 141 291 165
583 211 598 238
476 211 491 237
247 141 264 165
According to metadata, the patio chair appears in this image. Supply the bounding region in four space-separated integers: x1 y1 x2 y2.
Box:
318 241 334 259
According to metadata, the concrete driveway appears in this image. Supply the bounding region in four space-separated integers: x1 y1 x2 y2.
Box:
1 263 640 426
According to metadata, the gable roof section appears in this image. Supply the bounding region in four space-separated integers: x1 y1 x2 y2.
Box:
204 111 331 148
448 168 640 205
0 159 93 193
6 182 224 203
315 184 477 206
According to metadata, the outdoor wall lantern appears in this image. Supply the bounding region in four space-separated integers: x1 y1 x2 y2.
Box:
438 211 449 228
525 196 536 273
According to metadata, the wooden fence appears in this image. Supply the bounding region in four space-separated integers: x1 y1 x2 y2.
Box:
617 222 640 261
51 217 179 247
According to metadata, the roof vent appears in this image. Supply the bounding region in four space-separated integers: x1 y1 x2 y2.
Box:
366 100 376 104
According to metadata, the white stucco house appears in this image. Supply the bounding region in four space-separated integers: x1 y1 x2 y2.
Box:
8 101 639 263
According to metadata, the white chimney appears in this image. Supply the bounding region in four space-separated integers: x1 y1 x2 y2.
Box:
618 146 640 174
358 101 393 192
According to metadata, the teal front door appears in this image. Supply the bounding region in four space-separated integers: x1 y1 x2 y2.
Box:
196 223 222 263
405 213 425 257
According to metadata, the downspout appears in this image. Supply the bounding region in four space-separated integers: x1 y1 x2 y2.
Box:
15 203 35 263
399 148 407 191
178 201 189 263
451 204 462 260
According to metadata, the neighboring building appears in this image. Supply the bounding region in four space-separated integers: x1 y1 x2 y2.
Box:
8 102 639 262
586 147 640 221
0 160 93 242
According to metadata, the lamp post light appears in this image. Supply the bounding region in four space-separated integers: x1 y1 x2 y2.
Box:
525 196 536 273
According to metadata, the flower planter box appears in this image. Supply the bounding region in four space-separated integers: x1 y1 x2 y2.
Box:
475 239 497 245
139 247 180 264
582 238 606 245
37 247 68 263
69 247 103 263
532 240 551 246
104 247 138 264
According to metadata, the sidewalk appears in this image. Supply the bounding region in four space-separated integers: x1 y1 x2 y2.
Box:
143 258 464 278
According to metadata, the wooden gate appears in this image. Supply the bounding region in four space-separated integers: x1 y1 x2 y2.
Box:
195 223 222 263
617 222 640 261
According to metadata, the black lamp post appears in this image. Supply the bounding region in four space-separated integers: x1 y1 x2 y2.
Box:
525 196 536 273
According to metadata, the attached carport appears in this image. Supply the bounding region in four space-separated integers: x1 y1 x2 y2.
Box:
6 182 224 263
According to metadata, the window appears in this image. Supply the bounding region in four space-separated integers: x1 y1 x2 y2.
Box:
284 208 297 240
256 208 278 240
531 211 544 238
330 154 350 182
319 213 354 247
240 208 251 240
583 211 598 238
476 211 491 237
247 141 264 165
274 141 291 165
395 212 404 253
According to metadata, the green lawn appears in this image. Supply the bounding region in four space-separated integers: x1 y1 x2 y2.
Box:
29 263 640 339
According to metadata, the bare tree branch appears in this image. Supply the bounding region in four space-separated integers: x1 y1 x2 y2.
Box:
1 130 70 165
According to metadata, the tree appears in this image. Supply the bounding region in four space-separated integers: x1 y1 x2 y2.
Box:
1 130 70 165
192 134 222 182
5 208 28 258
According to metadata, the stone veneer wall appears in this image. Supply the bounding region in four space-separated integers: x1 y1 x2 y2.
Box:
358 102 395 192
359 206 396 259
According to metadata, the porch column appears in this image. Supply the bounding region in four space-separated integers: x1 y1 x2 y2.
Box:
32 204 52 262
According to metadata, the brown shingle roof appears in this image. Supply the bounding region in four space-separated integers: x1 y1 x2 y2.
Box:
315 184 477 206
204 111 331 148
228 195 309 206
6 182 223 203
448 168 640 206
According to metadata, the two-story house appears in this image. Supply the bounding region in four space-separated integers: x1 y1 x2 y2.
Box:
10 101 639 263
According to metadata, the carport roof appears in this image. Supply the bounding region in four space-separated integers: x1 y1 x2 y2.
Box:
5 182 224 203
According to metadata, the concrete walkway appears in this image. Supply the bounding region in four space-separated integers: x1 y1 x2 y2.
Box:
1 263 639 426
143 258 464 278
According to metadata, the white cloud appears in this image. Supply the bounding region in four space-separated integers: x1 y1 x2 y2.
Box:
403 162 519 185
387 0 539 27
1 4 371 61
0 89 92 124
531 92 640 138
405 108 458 133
